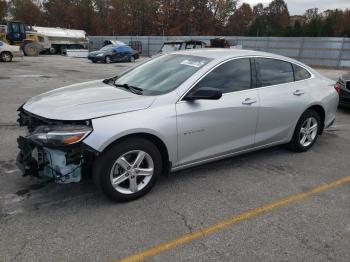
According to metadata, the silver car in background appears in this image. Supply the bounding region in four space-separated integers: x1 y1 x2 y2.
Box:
17 49 339 202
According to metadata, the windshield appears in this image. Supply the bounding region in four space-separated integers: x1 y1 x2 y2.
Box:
115 54 212 95
100 45 114 51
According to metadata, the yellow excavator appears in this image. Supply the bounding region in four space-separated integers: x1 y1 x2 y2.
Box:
0 20 48 56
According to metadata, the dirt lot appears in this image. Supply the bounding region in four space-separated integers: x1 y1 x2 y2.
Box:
0 56 349 262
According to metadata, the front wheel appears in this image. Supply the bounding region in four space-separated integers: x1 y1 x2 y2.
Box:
105 55 111 64
288 109 321 152
23 42 40 56
1 52 12 62
93 138 162 202
129 56 135 63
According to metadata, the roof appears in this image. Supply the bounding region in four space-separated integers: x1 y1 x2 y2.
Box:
164 40 206 44
172 48 277 60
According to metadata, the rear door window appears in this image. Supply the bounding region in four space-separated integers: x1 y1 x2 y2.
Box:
255 58 294 87
293 64 311 81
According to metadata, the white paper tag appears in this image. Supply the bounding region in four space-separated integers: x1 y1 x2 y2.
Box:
180 59 206 68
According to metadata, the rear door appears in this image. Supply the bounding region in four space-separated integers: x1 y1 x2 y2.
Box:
254 57 310 146
176 58 260 166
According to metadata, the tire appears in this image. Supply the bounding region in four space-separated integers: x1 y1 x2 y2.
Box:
129 56 135 63
287 109 321 152
49 47 57 54
93 138 163 202
105 55 111 64
1 52 12 62
23 42 40 56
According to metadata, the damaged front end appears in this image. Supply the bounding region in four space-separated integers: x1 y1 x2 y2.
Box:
16 108 97 183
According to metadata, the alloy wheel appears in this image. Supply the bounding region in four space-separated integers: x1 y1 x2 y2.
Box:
2 53 12 62
110 150 154 194
299 117 318 147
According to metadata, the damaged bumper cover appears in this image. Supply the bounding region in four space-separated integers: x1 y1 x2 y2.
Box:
16 108 97 183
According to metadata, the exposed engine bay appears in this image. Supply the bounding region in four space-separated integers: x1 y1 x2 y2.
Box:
16 108 97 183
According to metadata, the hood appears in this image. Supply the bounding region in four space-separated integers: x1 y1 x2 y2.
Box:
23 80 156 120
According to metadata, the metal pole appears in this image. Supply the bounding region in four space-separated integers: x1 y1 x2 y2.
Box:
147 36 150 57
337 38 345 68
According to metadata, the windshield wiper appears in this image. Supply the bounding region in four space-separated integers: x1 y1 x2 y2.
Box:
114 83 143 95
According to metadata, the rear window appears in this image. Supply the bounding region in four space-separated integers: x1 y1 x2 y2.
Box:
255 58 294 87
116 45 133 52
293 64 311 81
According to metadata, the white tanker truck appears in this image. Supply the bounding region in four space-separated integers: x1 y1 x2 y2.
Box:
0 21 88 56
31 26 88 54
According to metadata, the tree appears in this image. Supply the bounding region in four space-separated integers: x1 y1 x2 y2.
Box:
267 0 290 35
288 20 303 36
0 0 7 21
334 9 350 36
208 0 237 33
303 8 322 36
226 3 254 35
249 3 269 36
9 0 44 25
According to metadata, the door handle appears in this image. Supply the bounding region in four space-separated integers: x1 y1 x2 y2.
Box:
293 90 305 96
242 98 257 105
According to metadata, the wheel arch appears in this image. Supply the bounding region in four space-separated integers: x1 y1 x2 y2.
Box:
100 132 171 175
306 104 326 134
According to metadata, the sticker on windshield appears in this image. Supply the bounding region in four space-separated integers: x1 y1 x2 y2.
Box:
180 59 206 68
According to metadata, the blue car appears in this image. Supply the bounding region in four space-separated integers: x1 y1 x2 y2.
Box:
88 45 139 64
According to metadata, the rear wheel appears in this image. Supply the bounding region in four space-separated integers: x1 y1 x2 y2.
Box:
49 47 57 54
105 55 111 64
93 138 162 202
288 109 321 152
129 56 135 63
23 42 40 56
1 52 12 62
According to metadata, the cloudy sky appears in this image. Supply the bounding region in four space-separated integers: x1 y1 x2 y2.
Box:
243 0 350 15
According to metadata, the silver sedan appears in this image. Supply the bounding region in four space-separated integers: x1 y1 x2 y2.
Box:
17 49 339 201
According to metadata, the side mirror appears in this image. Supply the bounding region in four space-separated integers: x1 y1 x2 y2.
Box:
184 87 222 101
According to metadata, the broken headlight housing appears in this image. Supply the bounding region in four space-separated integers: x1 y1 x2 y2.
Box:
28 125 93 146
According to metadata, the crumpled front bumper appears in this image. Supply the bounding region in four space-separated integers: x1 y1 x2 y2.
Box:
16 136 89 183
16 109 97 183
16 136 38 177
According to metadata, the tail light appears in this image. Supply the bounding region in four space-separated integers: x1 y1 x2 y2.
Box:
334 82 341 93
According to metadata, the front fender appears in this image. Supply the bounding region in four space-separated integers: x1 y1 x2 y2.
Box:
83 105 178 164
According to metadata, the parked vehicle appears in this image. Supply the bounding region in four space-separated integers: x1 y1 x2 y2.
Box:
88 44 139 63
0 20 88 56
32 26 88 54
159 40 206 53
336 73 350 107
0 40 23 62
0 21 44 56
17 49 339 202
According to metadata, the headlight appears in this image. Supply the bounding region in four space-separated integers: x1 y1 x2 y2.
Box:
96 53 104 57
28 125 93 146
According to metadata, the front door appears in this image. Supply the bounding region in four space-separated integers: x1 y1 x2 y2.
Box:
176 58 260 166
